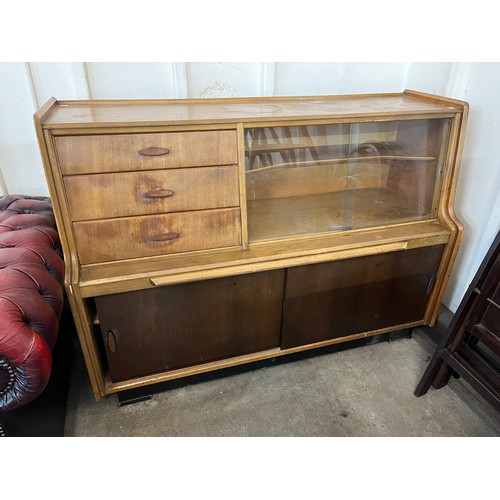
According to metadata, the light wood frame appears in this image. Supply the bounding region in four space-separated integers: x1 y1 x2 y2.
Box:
34 90 468 400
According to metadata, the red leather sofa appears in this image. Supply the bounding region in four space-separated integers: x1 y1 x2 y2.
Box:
0 195 66 435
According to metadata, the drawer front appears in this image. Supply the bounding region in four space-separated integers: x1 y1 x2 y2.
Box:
73 208 242 264
56 130 237 175
64 165 240 221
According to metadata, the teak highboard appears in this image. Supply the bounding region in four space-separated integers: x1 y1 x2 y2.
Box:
34 90 468 400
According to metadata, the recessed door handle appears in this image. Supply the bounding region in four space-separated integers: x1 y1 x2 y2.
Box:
426 276 436 295
106 330 117 353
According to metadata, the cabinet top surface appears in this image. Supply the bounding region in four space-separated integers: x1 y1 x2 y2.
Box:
38 92 463 128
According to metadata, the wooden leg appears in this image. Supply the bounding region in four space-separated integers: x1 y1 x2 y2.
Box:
414 349 448 397
431 361 455 389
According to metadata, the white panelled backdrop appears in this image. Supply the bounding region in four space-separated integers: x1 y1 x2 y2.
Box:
0 62 499 312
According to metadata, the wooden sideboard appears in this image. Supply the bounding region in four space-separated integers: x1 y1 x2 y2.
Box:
34 90 468 400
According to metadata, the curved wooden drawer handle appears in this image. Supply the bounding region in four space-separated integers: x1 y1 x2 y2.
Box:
144 189 174 199
138 147 170 156
146 231 180 243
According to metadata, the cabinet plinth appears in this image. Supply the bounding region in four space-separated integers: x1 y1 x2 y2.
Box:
34 91 468 399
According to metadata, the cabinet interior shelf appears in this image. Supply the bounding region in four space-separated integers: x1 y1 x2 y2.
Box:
246 155 436 173
248 187 428 242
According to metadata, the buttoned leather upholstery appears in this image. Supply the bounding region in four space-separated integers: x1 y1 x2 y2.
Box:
0 195 64 412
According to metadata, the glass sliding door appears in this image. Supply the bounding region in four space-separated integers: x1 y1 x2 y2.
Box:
244 118 450 242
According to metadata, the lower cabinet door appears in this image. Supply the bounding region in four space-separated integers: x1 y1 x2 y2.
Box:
281 245 445 349
95 270 285 382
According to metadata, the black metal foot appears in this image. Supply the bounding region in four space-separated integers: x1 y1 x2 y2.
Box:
117 392 152 407
387 328 413 343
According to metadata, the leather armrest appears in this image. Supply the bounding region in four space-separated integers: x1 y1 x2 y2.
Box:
0 195 64 411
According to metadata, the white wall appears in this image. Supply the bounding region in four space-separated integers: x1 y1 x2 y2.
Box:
442 63 500 311
0 62 498 311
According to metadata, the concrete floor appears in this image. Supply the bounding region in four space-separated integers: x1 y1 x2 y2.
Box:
64 329 500 437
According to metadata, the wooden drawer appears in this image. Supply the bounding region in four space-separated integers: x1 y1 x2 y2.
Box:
73 208 241 264
73 208 242 264
56 130 237 175
64 165 240 221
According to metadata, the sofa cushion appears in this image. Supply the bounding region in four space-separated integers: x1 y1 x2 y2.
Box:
0 195 64 412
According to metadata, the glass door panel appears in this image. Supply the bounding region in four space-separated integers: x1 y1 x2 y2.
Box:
245 118 450 242
245 124 349 241
346 118 450 230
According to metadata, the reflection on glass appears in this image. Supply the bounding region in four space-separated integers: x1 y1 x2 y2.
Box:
245 119 450 242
